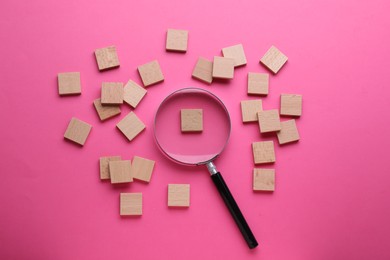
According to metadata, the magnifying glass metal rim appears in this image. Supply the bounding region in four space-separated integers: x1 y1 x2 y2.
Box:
153 87 232 166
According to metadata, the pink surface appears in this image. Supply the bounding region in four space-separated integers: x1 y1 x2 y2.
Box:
1 0 390 259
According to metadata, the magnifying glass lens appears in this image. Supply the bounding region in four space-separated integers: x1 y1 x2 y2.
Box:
154 89 230 165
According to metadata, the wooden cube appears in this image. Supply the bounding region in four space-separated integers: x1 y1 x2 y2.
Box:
192 57 213 84
260 46 288 74
166 29 188 52
248 72 269 96
101 82 123 105
168 184 190 207
116 112 146 141
252 141 275 164
240 100 263 123
212 56 234 79
120 193 142 216
64 117 92 146
99 156 121 180
277 119 300 145
93 98 121 121
280 94 302 116
222 44 247 67
253 168 275 191
123 80 147 108
137 60 164 87
132 156 156 183
58 72 81 96
109 160 132 184
94 46 120 71
258 109 281 133
181 109 203 132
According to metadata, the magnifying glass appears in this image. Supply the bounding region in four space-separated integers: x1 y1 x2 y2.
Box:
154 88 258 249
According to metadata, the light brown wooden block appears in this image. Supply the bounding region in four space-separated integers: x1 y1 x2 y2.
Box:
166 29 188 52
120 193 142 216
277 119 300 145
258 109 281 133
260 46 288 74
109 160 132 184
253 168 275 191
93 98 121 121
132 156 155 183
222 44 247 67
116 112 146 141
94 46 120 71
212 56 234 79
181 109 203 132
58 72 81 96
99 156 121 180
192 57 213 84
280 94 302 116
123 80 147 108
252 141 276 164
248 72 269 96
137 60 164 87
101 82 123 105
240 100 263 123
64 117 92 146
168 184 190 207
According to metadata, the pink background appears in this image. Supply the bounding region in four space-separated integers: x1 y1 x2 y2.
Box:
1 0 390 259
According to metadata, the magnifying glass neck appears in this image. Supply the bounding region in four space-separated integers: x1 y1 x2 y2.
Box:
206 161 218 175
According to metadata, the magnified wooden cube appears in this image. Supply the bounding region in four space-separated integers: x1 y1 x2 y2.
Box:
64 117 92 146
252 141 276 164
94 46 120 71
253 168 275 191
168 184 190 207
181 109 203 132
120 193 142 216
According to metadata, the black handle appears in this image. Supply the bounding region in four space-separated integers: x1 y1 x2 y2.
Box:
211 172 258 249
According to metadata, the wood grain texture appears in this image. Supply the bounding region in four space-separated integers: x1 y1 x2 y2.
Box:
123 80 147 108
280 94 302 116
58 72 81 96
101 82 123 105
248 72 269 96
260 45 288 74
192 57 213 84
93 98 121 121
277 119 300 145
258 109 281 133
137 60 164 87
212 56 234 79
64 117 92 146
109 160 133 184
181 109 203 132
99 156 121 180
94 46 120 71
120 193 142 216
240 99 263 123
132 156 155 183
222 44 247 67
116 112 146 141
166 29 188 52
168 184 190 207
252 141 276 164
253 168 275 191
